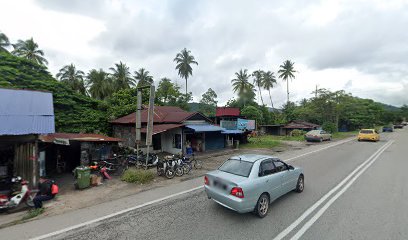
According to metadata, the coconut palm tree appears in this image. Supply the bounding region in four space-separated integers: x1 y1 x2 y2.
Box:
262 71 277 108
134 68 154 87
231 69 254 106
0 32 10 52
173 48 198 95
278 60 296 104
252 70 265 105
87 69 113 100
12 38 48 65
56 64 87 95
109 61 135 91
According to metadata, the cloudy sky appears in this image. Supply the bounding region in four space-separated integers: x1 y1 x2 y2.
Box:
1 0 407 107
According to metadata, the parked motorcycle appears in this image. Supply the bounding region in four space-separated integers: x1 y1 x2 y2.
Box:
0 176 36 212
156 156 184 179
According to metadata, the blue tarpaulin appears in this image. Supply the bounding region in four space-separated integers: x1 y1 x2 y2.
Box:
185 124 225 132
0 88 55 135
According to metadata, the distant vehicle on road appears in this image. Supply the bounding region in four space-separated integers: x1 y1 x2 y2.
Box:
394 124 404 129
304 130 332 142
382 126 394 132
204 154 304 218
358 129 380 142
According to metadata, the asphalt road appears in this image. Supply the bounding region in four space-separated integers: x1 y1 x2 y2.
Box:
47 129 408 239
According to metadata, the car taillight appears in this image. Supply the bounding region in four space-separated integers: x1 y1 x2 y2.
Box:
204 176 209 186
230 187 244 198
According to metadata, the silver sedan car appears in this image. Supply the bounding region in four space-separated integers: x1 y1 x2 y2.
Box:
205 154 304 218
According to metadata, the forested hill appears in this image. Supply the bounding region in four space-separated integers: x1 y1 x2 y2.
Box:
0 52 108 133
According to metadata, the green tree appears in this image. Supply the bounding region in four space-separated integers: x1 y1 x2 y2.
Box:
0 52 107 133
107 88 139 120
134 68 153 87
56 64 87 95
278 60 296 104
199 88 218 116
252 70 265 105
241 106 263 128
87 69 113 100
231 69 255 106
110 61 135 91
0 32 10 52
262 71 277 108
156 78 182 105
12 38 48 65
174 48 198 95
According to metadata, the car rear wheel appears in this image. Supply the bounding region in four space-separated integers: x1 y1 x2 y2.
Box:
295 175 304 193
254 193 269 218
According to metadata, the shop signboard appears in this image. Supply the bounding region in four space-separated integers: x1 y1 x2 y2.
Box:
220 120 237 130
237 118 256 130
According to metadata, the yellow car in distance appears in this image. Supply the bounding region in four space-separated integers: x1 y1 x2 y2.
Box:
358 129 380 142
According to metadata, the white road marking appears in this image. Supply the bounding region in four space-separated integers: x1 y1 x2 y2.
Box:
285 138 355 162
29 186 203 240
273 140 393 240
290 140 394 240
29 136 356 240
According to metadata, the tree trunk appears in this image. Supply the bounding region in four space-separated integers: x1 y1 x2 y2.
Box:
258 85 264 106
185 77 188 95
286 79 290 104
268 90 274 108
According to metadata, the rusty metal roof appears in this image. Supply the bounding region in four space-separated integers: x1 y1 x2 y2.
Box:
140 124 184 135
111 106 201 124
216 107 240 117
283 121 320 129
40 133 123 143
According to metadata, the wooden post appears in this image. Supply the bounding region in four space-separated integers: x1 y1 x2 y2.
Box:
145 86 155 169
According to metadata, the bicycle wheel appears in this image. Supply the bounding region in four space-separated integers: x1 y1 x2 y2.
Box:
183 164 191 174
194 159 202 169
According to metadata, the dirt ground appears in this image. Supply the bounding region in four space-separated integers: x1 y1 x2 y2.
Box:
0 140 322 227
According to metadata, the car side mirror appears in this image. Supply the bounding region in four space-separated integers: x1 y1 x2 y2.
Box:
288 165 294 170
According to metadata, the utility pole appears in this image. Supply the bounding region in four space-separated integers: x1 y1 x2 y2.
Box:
145 85 155 170
135 90 142 162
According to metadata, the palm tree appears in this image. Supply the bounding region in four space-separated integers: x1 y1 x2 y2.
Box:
0 32 10 52
278 60 296 104
87 69 113 100
173 48 198 95
12 38 48 65
109 61 135 91
56 64 86 95
262 71 277 108
231 69 254 106
134 68 154 87
252 70 265 105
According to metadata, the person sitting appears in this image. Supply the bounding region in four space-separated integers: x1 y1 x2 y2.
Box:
33 176 56 209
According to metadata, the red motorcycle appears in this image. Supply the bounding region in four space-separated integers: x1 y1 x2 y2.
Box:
0 176 36 212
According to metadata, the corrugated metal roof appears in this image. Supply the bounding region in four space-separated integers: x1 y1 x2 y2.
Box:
0 88 55 135
221 129 244 134
40 133 122 142
186 124 225 132
140 124 184 135
216 107 240 117
111 106 199 124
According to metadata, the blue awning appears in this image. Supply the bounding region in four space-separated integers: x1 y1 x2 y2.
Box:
221 129 244 134
185 124 225 132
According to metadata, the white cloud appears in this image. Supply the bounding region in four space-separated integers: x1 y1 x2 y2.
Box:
1 0 407 107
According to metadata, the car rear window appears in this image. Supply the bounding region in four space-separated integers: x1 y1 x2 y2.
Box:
218 159 254 177
360 130 374 134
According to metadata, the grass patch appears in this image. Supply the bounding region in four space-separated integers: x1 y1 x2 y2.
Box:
241 135 282 149
21 208 44 221
332 131 359 139
121 168 154 184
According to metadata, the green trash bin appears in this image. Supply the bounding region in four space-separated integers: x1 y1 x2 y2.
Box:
73 166 91 189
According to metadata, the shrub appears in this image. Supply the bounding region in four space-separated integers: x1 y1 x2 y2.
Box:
322 122 338 133
121 169 154 184
291 129 306 136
